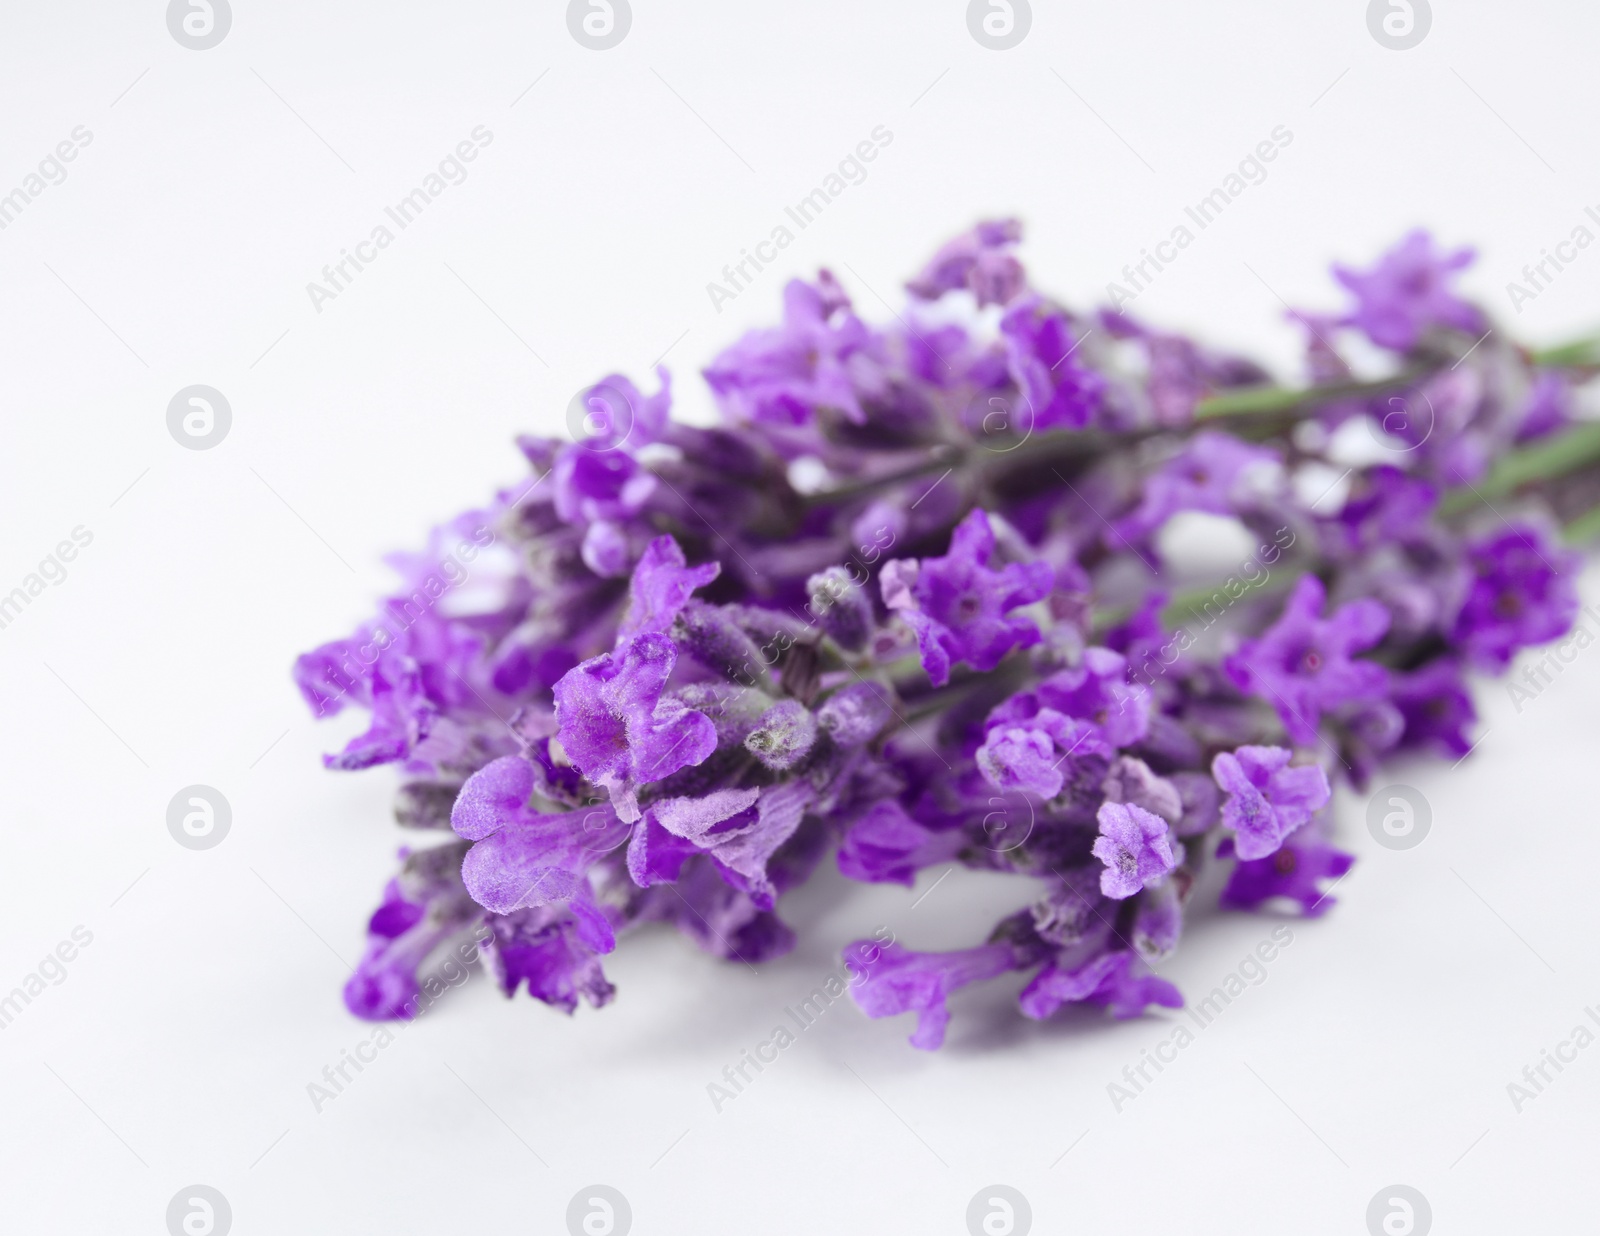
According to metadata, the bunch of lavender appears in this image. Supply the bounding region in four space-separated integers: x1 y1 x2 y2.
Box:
296 223 1600 1048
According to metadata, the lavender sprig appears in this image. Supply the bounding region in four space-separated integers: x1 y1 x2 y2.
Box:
298 222 1597 1047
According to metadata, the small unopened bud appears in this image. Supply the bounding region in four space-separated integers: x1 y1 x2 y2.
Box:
744 699 818 771
1101 756 1183 825
394 781 459 830
806 567 873 652
673 682 771 747
816 682 893 748
674 600 767 685
1132 880 1181 960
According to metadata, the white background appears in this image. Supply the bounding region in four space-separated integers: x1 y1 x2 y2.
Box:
2 2 1598 1233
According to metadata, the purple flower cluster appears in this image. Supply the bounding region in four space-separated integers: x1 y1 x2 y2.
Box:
299 223 1596 1048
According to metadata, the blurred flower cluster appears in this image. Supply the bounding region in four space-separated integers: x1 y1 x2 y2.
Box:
297 223 1599 1047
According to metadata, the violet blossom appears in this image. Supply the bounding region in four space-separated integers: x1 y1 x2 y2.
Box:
880 507 1053 687
295 222 1598 1050
1225 574 1390 745
1092 802 1180 899
1450 524 1580 671
1211 745 1331 861
1332 229 1486 351
841 942 1016 1049
552 634 717 823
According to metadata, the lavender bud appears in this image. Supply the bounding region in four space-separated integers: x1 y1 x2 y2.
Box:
394 782 460 830
744 699 818 771
806 567 873 652
816 682 893 748
778 640 822 703
1101 756 1183 825
673 682 771 747
673 599 767 685
1132 881 1182 961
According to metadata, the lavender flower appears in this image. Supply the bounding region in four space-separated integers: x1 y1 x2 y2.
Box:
1019 950 1182 1021
1225 574 1390 745
985 648 1152 750
906 217 1024 307
1211 745 1331 861
618 535 720 640
344 846 482 1021
1333 229 1485 351
1117 431 1279 542
297 222 1599 1049
451 755 625 912
482 903 617 1013
552 634 717 823
703 272 869 428
1220 837 1355 918
837 801 960 886
1321 465 1438 557
977 722 1077 798
881 508 1053 686
842 942 1015 1049
1451 524 1579 670
1092 802 1180 899
1389 659 1477 759
1001 296 1107 431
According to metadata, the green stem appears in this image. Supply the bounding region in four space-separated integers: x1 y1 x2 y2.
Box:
1087 564 1308 636
1193 369 1425 421
1531 336 1600 369
801 327 1600 512
801 451 963 508
1438 421 1600 517
1563 503 1600 544
1160 564 1306 628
